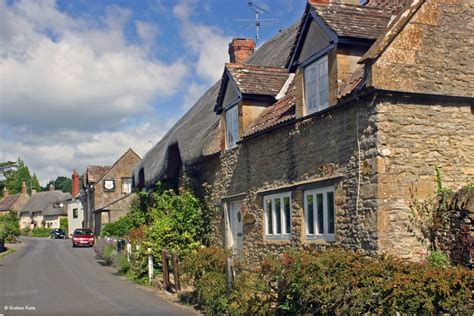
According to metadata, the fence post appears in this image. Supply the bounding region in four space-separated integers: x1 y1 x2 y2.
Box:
126 242 131 263
226 256 234 296
162 249 169 291
172 251 181 292
148 248 154 283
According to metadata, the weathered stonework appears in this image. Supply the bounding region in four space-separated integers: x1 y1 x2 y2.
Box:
370 0 474 98
375 97 474 257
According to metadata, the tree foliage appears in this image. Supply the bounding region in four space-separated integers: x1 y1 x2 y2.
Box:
1 158 41 194
43 176 72 193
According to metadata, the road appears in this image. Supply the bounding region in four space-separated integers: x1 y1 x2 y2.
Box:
0 237 197 316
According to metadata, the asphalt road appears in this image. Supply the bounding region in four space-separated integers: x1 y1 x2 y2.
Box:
0 237 197 316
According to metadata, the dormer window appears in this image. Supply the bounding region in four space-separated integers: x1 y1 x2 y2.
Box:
304 55 329 115
226 105 239 149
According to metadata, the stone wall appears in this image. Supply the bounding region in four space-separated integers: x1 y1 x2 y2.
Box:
198 98 380 267
376 96 474 258
370 0 474 98
92 149 141 233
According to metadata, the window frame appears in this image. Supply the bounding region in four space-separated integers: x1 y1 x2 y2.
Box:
263 192 292 240
303 54 329 115
122 177 132 194
73 208 78 219
304 186 336 242
225 104 239 149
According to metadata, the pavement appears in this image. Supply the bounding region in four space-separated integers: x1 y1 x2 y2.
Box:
0 237 199 316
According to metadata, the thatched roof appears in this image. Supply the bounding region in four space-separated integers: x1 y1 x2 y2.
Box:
134 22 299 188
20 191 71 216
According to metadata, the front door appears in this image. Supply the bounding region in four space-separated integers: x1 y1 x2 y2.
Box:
229 201 243 254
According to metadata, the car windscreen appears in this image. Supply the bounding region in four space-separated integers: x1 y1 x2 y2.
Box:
74 230 93 235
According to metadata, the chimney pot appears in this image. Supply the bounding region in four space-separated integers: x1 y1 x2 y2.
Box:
228 38 255 64
32 189 37 195
3 187 8 198
49 184 54 191
22 181 27 194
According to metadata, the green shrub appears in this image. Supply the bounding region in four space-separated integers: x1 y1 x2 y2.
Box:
60 217 68 235
103 244 115 266
30 227 51 237
0 211 20 242
196 272 228 315
182 248 474 315
427 250 449 268
101 216 133 238
116 253 130 274
20 228 30 236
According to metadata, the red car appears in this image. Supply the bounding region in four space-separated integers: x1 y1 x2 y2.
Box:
72 229 95 247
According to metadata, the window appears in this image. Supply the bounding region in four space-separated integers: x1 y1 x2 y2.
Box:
225 105 239 149
122 177 132 194
264 192 292 240
73 208 78 219
304 186 335 241
304 55 329 114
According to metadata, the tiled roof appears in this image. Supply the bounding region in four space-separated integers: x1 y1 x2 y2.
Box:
364 0 411 12
311 3 393 40
225 63 290 96
85 165 110 184
0 194 20 211
337 65 366 99
244 81 296 138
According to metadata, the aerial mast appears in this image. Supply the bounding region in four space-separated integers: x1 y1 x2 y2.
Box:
235 1 279 44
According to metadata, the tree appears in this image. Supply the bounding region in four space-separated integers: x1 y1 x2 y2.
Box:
2 158 41 195
43 176 72 193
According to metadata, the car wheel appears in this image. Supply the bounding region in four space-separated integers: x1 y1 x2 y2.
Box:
72 244 76 248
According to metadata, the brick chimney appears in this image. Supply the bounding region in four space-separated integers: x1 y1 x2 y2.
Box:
3 187 8 198
49 184 54 191
22 181 27 194
228 38 255 64
72 169 80 197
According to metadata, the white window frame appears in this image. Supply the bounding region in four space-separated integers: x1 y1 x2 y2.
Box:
122 177 132 194
304 186 335 241
264 192 292 240
225 105 239 149
304 55 329 115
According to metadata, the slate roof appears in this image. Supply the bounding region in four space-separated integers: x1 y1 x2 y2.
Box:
21 191 71 216
85 165 110 184
311 3 393 40
225 64 289 96
364 0 411 12
0 194 20 212
134 22 299 188
244 81 296 138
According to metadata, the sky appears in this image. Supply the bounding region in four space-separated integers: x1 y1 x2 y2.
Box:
0 0 303 185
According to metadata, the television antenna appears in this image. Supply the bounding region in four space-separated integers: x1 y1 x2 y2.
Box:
235 1 279 43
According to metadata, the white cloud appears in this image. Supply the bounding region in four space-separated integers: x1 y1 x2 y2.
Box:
0 119 169 184
0 0 187 132
173 0 231 85
0 0 191 184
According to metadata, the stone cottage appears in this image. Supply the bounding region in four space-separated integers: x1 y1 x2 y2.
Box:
0 182 29 216
134 0 473 265
82 148 141 235
19 186 71 230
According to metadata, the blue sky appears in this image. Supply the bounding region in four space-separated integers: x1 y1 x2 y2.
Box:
0 0 303 184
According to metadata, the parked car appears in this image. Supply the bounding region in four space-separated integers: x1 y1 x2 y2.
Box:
72 229 95 247
50 228 66 239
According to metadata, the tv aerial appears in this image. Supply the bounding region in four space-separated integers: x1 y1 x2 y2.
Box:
235 1 279 43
